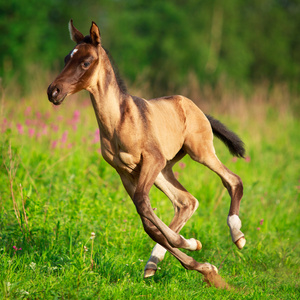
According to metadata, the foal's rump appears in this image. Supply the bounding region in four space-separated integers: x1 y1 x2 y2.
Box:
146 95 214 161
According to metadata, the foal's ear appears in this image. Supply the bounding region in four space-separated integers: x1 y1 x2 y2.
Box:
90 21 101 46
68 19 84 43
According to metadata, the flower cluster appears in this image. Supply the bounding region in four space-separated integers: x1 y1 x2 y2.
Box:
1 103 101 153
232 156 251 163
257 219 264 231
13 246 22 251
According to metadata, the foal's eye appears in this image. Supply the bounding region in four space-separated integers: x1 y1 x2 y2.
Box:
82 61 91 69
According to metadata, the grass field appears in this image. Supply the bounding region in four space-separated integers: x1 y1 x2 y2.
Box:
0 83 299 299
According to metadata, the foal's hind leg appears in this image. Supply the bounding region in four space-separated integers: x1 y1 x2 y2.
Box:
185 136 246 249
144 169 201 278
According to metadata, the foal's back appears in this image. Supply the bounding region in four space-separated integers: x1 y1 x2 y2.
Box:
131 94 212 161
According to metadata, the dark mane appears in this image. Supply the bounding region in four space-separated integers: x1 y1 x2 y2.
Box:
103 48 128 94
82 35 128 94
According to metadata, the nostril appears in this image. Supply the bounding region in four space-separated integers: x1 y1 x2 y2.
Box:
47 84 60 100
52 87 60 98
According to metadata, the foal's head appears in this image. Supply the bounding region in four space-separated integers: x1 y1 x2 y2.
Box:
47 20 103 105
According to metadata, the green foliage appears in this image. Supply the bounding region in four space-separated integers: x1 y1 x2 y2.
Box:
0 86 299 298
1 0 300 93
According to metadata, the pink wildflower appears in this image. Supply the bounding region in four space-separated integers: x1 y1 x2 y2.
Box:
51 124 59 132
24 107 31 116
2 118 11 133
61 131 68 144
260 219 264 225
28 128 35 138
41 125 48 135
13 246 22 251
70 110 81 131
17 124 24 134
92 135 100 144
73 110 80 121
245 156 251 163
51 140 58 149
232 157 238 163
257 227 261 231
179 162 186 169
92 129 100 144
174 172 179 179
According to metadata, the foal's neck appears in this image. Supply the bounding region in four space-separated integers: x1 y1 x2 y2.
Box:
88 47 127 138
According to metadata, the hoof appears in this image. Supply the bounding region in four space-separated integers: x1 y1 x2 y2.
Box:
235 236 246 249
202 263 218 275
196 240 202 250
202 263 231 289
204 272 230 289
144 268 156 278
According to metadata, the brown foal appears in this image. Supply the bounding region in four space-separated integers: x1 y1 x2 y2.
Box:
47 21 246 286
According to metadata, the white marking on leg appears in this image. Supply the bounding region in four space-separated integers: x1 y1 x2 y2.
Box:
144 244 167 274
70 48 78 58
227 214 244 243
180 235 201 251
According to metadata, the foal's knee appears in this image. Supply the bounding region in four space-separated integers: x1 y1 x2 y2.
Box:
175 195 199 218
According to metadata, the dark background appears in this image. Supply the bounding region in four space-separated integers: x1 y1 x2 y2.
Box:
1 0 299 95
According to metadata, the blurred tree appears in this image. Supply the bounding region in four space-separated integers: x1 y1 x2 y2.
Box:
0 0 299 94
105 0 209 94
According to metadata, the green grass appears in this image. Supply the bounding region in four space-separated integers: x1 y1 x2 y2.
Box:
0 90 299 299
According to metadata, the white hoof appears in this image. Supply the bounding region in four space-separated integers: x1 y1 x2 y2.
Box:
235 236 246 249
144 268 156 278
196 240 202 250
227 214 245 245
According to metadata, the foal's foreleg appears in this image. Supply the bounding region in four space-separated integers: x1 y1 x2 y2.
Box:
144 170 201 278
132 155 202 252
119 158 223 287
141 216 225 288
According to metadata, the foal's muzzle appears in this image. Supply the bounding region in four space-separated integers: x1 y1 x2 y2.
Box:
47 83 67 105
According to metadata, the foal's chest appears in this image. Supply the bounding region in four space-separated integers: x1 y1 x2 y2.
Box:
100 137 140 173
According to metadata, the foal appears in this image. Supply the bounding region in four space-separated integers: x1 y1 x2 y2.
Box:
48 21 246 286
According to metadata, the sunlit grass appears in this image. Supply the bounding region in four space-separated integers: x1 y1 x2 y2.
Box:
0 83 299 299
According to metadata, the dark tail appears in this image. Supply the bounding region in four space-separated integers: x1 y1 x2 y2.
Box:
206 115 245 158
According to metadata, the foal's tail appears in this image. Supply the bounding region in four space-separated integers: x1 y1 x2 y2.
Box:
206 115 245 158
